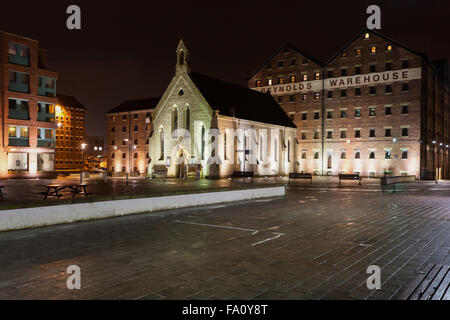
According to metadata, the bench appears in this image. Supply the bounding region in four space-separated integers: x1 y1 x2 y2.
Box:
152 165 168 182
231 171 254 182
289 173 312 184
338 174 362 185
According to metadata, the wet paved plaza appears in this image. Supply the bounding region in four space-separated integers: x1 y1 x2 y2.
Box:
0 178 449 300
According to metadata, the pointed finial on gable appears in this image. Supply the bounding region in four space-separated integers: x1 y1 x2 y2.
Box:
176 39 190 75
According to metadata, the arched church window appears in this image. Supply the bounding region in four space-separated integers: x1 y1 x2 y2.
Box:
185 106 190 131
172 108 178 135
201 125 205 160
179 51 184 65
159 128 164 160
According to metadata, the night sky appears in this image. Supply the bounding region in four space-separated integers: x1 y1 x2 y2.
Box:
1 0 449 138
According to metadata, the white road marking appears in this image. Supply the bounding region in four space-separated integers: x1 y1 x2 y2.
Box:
174 221 285 246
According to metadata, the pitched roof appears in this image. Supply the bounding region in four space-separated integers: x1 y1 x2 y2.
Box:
189 72 296 128
57 94 85 109
247 43 325 80
107 97 160 114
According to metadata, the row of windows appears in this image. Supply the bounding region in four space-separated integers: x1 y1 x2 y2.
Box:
301 127 409 140
295 105 409 121
55 160 82 165
111 124 151 133
110 166 147 173
111 153 150 159
301 149 409 160
277 84 410 103
110 138 149 145
110 113 151 121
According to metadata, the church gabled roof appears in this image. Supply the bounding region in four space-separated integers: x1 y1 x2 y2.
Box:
189 72 296 128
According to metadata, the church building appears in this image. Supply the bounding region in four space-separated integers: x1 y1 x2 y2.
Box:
149 40 297 178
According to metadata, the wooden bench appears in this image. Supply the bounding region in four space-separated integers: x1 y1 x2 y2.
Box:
289 173 312 184
338 174 362 185
152 165 168 182
231 171 254 182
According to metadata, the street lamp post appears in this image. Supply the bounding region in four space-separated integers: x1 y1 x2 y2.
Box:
81 143 87 184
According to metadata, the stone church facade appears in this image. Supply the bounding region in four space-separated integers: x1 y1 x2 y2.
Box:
149 40 297 178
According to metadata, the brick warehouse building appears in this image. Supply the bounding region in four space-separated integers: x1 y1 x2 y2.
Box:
0 31 58 177
106 98 158 175
54 94 86 172
249 29 449 180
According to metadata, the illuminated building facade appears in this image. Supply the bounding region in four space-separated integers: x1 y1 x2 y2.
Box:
149 40 296 178
249 29 449 180
106 98 157 175
54 94 86 171
0 31 58 177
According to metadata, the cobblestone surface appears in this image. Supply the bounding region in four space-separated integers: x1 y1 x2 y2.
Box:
0 179 449 300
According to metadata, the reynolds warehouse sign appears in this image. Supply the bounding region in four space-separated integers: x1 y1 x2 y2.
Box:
252 67 422 95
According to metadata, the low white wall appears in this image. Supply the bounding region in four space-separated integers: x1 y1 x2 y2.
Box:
0 186 285 232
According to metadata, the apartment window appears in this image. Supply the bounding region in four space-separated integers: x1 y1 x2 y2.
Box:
301 113 307 120
111 139 115 145
402 150 408 159
385 62 392 71
369 129 376 137
402 128 409 137
355 109 361 118
289 113 295 121
122 127 126 132
278 77 284 84
255 80 261 87
355 150 361 159
386 45 393 52
122 115 127 120
369 151 375 159
289 95 295 102
402 60 409 68
133 139 138 145
290 58 296 65
341 151 346 159
327 91 333 99
314 92 320 100
111 127 115 133
340 110 347 119
133 114 138 119
364 33 370 39
385 150 391 159
111 153 115 159
327 131 333 139
314 152 319 159
146 153 149 159
340 90 347 97
278 61 284 68
314 112 320 120
370 64 376 73
385 85 392 93
341 52 347 58
301 151 307 159
290 75 296 83
327 70 333 78
356 48 362 56
327 111 333 119
355 88 361 96
385 128 392 137
369 86 376 94
402 105 409 114
122 153 126 159
302 94 308 101
111 115 116 121
341 68 347 76
355 66 362 75
278 96 283 103
301 132 307 140
369 108 376 117
402 83 409 92
370 46 377 53
268 79 273 86
134 125 138 132
302 59 308 65
134 153 138 159
302 74 308 81
8 43 17 55
385 106 392 115
315 72 320 80
355 130 361 138
313 131 319 139
340 131 347 139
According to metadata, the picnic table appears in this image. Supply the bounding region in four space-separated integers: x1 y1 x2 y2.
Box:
40 184 92 200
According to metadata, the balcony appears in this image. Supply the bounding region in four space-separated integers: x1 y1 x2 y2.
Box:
8 108 30 120
9 137 29 147
37 112 55 122
37 139 55 148
8 54 29 67
8 82 30 94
